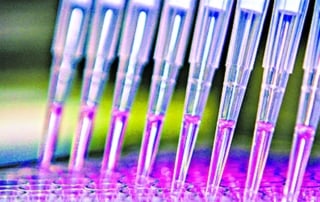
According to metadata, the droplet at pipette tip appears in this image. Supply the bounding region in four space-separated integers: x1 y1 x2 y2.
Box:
68 0 126 171
244 0 309 200
38 0 93 168
284 0 320 200
205 0 270 198
135 0 197 186
170 0 234 193
100 0 162 173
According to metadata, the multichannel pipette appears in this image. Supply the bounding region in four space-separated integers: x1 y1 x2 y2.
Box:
284 0 320 200
205 0 270 197
68 0 126 171
244 0 309 200
135 0 197 185
38 0 93 168
100 0 161 172
170 0 234 192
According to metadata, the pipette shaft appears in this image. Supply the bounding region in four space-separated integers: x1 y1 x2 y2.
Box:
171 0 234 192
100 0 161 172
284 0 320 199
38 0 92 168
205 0 270 197
68 0 125 171
244 0 309 199
136 0 197 185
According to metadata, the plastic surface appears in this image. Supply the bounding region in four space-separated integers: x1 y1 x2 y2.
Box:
171 0 234 193
136 0 197 184
69 0 126 171
284 0 320 199
101 0 161 173
205 0 270 198
245 0 309 199
39 0 93 168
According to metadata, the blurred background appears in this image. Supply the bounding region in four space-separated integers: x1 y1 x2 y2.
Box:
0 0 318 166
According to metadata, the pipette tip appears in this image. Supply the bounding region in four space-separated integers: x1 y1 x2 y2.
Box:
244 121 274 200
171 114 200 192
283 124 315 200
38 102 64 168
69 104 97 171
101 109 129 172
206 119 235 196
136 113 164 184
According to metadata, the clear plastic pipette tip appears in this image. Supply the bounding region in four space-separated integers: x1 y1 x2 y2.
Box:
283 124 316 200
101 109 129 173
171 114 200 192
136 113 164 185
206 119 236 198
244 121 274 201
39 102 63 168
69 104 96 171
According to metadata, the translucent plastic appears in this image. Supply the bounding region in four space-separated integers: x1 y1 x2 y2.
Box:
172 0 234 192
69 105 97 170
136 0 197 183
244 121 274 201
206 119 236 197
82 0 126 106
284 125 316 201
171 115 201 191
39 0 93 167
153 0 197 66
205 0 270 196
113 0 161 111
69 0 126 171
49 0 93 104
101 0 161 173
245 0 309 199
263 0 309 73
285 1 320 198
101 109 129 172
39 103 64 167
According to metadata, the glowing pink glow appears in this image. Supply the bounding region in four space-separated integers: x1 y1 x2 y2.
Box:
2 148 320 200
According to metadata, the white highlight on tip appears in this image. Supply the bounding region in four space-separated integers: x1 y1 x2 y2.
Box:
240 0 265 13
278 0 302 13
207 0 228 10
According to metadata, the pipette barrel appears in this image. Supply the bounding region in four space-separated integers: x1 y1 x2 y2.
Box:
101 0 161 172
284 0 320 199
245 0 309 199
206 0 270 197
136 0 197 184
38 0 93 167
171 0 234 192
69 0 126 171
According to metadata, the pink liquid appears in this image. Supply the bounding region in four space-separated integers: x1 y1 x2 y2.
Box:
39 102 63 168
136 114 164 185
171 114 201 191
206 119 236 197
101 109 129 172
284 124 315 201
244 121 274 201
69 104 97 171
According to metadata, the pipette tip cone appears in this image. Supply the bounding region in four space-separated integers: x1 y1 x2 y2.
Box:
283 124 315 200
101 109 129 172
244 121 274 200
171 114 201 192
206 119 236 195
69 104 96 171
38 102 63 168
136 113 164 184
